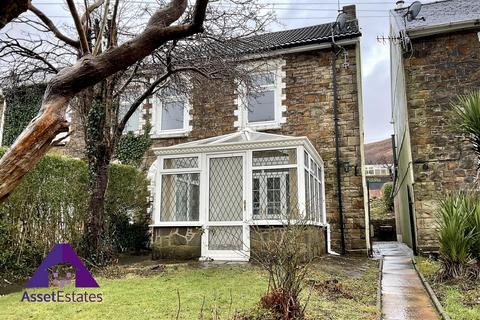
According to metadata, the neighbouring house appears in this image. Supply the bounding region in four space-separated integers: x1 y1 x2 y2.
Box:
390 0 480 254
143 5 369 261
365 138 393 199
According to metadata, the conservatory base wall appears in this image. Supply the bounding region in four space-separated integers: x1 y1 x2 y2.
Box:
151 226 326 261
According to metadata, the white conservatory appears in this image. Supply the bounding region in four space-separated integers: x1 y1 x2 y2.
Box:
149 128 328 261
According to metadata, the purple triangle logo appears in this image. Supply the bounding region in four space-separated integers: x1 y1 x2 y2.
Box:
25 243 99 288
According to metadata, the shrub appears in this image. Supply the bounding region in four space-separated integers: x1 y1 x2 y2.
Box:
0 147 149 280
251 216 312 319
382 182 394 212
451 90 480 168
437 192 480 279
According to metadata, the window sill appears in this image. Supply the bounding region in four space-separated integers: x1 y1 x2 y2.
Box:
246 122 282 131
151 130 190 139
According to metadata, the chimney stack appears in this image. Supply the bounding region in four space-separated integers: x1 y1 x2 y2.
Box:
396 0 405 9
342 5 356 20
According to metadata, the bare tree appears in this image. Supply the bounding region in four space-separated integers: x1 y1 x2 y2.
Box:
0 0 274 262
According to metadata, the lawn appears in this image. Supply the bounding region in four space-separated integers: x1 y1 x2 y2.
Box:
416 257 480 320
0 256 379 320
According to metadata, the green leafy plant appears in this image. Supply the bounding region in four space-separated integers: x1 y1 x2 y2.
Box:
381 182 394 212
115 130 152 167
437 192 480 280
0 147 149 280
451 90 480 167
2 84 45 146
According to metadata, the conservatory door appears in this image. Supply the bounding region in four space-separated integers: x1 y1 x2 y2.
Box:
202 153 249 261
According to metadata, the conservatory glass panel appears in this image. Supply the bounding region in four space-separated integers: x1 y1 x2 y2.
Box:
252 168 297 220
252 149 297 167
209 156 243 221
208 226 243 251
164 157 198 169
161 173 200 221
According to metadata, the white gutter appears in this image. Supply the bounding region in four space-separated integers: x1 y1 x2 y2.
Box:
408 19 480 39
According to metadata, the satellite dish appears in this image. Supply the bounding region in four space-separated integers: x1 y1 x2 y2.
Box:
335 12 348 32
406 1 423 21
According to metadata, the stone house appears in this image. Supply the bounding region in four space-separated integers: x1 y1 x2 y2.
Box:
0 5 369 261
143 5 369 261
390 0 480 254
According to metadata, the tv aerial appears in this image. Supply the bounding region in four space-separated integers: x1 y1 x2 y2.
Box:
404 1 425 22
331 11 350 69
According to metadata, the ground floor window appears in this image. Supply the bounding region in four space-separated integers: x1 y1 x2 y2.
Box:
160 173 200 221
252 168 297 219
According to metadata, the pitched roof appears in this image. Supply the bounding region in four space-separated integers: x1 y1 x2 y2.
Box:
233 20 361 55
392 0 480 32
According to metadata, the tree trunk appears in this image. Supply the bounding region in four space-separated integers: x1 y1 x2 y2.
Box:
0 96 70 203
84 146 111 263
82 91 113 264
0 0 30 30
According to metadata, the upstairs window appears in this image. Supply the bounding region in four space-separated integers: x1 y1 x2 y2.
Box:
152 88 191 138
119 91 142 134
236 60 286 130
248 72 276 123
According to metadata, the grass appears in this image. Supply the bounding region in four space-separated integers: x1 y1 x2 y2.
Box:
416 257 480 320
0 256 379 320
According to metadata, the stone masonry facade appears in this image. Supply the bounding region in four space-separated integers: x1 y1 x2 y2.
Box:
404 29 480 252
146 45 367 253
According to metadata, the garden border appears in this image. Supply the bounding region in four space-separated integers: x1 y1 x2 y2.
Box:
412 258 451 320
377 258 383 320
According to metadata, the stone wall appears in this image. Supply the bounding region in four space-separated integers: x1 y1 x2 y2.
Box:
404 30 480 252
151 225 326 260
149 45 367 253
250 225 326 261
152 227 203 260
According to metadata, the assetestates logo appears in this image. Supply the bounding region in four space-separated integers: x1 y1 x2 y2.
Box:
21 243 103 303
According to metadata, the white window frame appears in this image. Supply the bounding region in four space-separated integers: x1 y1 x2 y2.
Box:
119 91 143 135
252 170 289 219
156 155 202 224
235 59 286 131
151 91 192 139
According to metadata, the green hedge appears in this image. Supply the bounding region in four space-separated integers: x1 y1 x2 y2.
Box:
0 147 150 280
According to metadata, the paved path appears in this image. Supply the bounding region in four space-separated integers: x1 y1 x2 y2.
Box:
373 242 439 320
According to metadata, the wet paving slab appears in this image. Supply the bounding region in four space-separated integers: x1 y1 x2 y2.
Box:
373 242 440 320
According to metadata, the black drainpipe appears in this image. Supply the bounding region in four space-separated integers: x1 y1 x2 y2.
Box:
331 45 346 255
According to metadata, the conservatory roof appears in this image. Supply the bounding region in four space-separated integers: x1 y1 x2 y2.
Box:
152 128 323 164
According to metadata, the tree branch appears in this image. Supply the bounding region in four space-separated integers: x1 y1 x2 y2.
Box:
28 4 81 49
81 0 105 25
65 0 90 54
93 0 110 56
0 0 210 203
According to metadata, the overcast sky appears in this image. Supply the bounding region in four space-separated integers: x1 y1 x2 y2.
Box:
6 0 437 143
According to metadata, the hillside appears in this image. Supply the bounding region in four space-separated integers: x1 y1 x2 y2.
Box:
365 138 393 164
